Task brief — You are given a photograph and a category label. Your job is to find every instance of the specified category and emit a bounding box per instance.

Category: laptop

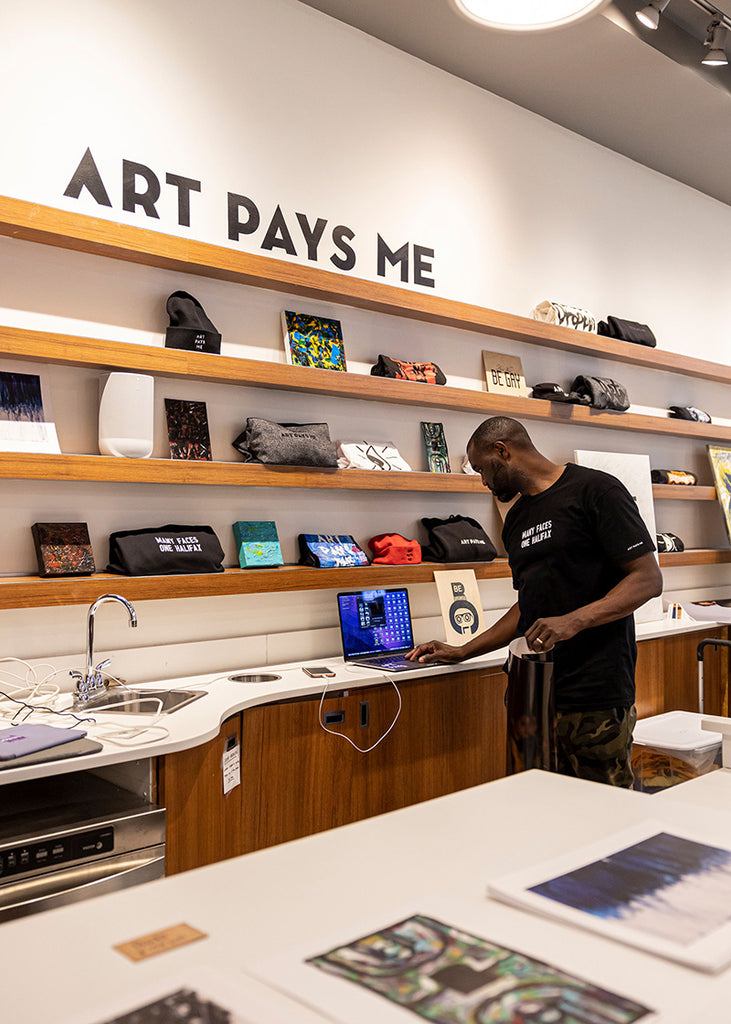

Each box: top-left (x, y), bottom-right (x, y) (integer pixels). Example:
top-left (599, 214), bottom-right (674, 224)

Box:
top-left (337, 588), bottom-right (417, 672)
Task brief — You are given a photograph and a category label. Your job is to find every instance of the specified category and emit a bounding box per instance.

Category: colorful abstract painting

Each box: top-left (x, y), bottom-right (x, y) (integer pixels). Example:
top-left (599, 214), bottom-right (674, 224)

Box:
top-left (233, 521), bottom-right (283, 568)
top-left (529, 831), bottom-right (731, 946)
top-left (421, 422), bottom-right (450, 473)
top-left (307, 913), bottom-right (651, 1023)
top-left (165, 399), bottom-right (212, 461)
top-left (281, 310), bottom-right (346, 371)
top-left (0, 371), bottom-right (44, 422)
top-left (707, 444), bottom-right (731, 545)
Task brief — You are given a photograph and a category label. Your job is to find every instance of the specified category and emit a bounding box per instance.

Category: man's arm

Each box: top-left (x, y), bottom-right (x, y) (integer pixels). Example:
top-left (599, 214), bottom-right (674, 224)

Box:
top-left (524, 552), bottom-right (662, 652)
top-left (407, 602), bottom-right (521, 664)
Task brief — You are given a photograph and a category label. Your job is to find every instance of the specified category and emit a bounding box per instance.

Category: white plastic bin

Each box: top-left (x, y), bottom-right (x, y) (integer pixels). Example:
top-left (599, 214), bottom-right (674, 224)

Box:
top-left (632, 711), bottom-right (722, 793)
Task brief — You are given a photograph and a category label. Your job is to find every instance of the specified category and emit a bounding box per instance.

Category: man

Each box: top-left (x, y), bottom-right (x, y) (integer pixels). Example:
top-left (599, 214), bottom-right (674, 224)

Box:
top-left (407, 416), bottom-right (662, 787)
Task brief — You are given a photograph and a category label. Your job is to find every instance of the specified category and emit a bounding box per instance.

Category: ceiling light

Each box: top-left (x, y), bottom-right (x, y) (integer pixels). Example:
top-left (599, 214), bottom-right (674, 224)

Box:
top-left (452, 0), bottom-right (610, 32)
top-left (702, 20), bottom-right (728, 65)
top-left (635, 0), bottom-right (670, 30)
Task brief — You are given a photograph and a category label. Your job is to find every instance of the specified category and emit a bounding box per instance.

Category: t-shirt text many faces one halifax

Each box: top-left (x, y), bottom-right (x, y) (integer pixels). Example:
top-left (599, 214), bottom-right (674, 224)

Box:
top-left (502, 463), bottom-right (656, 712)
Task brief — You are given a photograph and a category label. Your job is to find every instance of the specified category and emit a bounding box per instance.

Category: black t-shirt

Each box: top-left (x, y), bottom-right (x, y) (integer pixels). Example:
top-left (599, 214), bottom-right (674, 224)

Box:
top-left (502, 463), bottom-right (656, 712)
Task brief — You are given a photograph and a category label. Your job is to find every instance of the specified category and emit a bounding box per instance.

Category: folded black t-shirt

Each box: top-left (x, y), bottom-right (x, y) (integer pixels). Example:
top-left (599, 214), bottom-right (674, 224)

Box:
top-left (502, 463), bottom-right (656, 712)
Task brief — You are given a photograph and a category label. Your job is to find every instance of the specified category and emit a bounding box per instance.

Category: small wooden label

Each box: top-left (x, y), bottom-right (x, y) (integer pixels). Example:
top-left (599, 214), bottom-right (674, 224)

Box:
top-left (114, 922), bottom-right (207, 962)
top-left (482, 350), bottom-right (528, 397)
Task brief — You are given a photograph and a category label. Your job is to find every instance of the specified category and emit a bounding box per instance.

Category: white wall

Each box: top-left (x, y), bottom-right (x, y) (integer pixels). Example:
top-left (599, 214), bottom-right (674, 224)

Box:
top-left (0, 0), bottom-right (728, 670)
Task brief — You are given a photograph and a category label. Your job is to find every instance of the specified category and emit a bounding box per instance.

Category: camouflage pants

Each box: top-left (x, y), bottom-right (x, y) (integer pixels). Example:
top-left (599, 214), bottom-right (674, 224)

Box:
top-left (555, 705), bottom-right (637, 788)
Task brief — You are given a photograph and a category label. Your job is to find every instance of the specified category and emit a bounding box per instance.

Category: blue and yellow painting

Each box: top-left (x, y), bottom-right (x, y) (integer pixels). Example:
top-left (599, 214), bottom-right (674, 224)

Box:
top-left (283, 311), bottom-right (346, 371)
top-left (308, 913), bottom-right (651, 1023)
top-left (233, 521), bottom-right (283, 568)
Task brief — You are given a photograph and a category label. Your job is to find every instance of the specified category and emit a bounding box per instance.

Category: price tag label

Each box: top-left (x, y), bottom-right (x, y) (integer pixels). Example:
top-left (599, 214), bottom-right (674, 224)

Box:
top-left (222, 738), bottom-right (240, 795)
top-left (114, 923), bottom-right (207, 962)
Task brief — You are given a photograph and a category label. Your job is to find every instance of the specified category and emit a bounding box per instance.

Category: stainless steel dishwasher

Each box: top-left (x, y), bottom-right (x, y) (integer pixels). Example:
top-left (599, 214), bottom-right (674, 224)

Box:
top-left (0, 772), bottom-right (165, 922)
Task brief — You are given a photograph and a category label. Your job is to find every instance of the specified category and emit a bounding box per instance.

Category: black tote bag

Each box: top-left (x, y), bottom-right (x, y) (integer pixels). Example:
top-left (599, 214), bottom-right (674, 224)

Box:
top-left (108, 524), bottom-right (225, 576)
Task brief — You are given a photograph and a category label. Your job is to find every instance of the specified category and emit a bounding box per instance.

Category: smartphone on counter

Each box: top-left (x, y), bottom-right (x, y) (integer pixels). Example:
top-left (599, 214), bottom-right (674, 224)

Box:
top-left (303, 666), bottom-right (336, 678)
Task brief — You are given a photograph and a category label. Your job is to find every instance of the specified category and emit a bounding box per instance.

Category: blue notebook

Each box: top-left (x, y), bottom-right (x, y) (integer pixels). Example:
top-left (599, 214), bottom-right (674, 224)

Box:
top-left (0, 724), bottom-right (86, 760)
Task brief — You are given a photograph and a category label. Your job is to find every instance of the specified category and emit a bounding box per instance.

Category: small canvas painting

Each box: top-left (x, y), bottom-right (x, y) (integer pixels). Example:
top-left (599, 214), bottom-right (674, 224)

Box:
top-left (281, 310), bottom-right (346, 371)
top-left (31, 522), bottom-right (95, 577)
top-left (165, 399), bottom-right (212, 461)
top-left (233, 521), bottom-right (283, 569)
top-left (306, 913), bottom-right (652, 1023)
top-left (421, 422), bottom-right (450, 473)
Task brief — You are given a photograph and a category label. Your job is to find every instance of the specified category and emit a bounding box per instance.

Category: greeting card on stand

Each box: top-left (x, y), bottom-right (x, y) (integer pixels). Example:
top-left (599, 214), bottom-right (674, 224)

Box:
top-left (421, 422), bottom-right (450, 473)
top-left (0, 370), bottom-right (60, 453)
top-left (434, 569), bottom-right (485, 645)
top-left (165, 399), bottom-right (212, 461)
top-left (482, 350), bottom-right (528, 397)
top-left (281, 311), bottom-right (347, 371)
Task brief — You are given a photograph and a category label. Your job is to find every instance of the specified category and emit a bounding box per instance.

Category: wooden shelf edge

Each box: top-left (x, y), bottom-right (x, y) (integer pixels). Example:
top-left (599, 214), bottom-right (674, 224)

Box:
top-left (0, 561), bottom-right (512, 609)
top-left (0, 453), bottom-right (483, 492)
top-left (2, 325), bottom-right (730, 443)
top-left (1, 195), bottom-right (729, 385)
top-left (652, 484), bottom-right (717, 501)
top-left (659, 549), bottom-right (731, 566)
top-left (0, 549), bottom-right (727, 607)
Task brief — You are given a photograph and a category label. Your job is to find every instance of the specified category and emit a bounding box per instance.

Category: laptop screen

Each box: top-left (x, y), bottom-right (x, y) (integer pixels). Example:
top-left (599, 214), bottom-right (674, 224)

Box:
top-left (337, 588), bottom-right (414, 660)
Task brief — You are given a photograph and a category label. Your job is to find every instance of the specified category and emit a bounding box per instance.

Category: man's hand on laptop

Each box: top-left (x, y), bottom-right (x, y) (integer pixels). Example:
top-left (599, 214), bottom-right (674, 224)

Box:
top-left (406, 640), bottom-right (464, 664)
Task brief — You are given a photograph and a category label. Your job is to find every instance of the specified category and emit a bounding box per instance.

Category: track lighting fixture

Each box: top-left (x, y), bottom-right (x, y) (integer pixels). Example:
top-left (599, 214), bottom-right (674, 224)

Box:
top-left (452, 0), bottom-right (610, 32)
top-left (702, 19), bottom-right (728, 65)
top-left (635, 0), bottom-right (670, 30)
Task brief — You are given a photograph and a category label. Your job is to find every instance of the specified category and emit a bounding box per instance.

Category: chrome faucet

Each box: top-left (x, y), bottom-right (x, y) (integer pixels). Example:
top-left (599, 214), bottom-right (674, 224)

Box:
top-left (70, 594), bottom-right (138, 709)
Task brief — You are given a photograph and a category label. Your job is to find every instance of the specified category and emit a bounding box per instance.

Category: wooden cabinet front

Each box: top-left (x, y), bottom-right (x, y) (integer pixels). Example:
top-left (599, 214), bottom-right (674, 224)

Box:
top-left (161, 629), bottom-right (729, 874)
top-left (157, 713), bottom-right (243, 875)
top-left (239, 667), bottom-right (506, 854)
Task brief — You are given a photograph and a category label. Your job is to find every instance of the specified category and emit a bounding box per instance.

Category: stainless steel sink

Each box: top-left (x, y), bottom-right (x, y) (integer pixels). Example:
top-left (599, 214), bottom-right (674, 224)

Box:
top-left (86, 688), bottom-right (206, 714)
top-left (228, 673), bottom-right (282, 684)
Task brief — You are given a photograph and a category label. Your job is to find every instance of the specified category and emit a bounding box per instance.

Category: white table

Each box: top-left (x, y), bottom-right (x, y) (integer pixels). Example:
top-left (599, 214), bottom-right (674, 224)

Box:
top-left (2, 769), bottom-right (731, 1022)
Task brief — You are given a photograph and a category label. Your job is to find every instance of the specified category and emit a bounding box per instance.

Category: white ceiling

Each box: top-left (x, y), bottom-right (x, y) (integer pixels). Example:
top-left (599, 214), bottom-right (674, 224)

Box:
top-left (298, 0), bottom-right (731, 208)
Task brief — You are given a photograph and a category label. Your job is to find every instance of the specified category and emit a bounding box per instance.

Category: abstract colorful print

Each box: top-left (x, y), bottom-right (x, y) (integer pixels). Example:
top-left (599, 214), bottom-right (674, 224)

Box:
top-left (308, 913), bottom-right (651, 1023)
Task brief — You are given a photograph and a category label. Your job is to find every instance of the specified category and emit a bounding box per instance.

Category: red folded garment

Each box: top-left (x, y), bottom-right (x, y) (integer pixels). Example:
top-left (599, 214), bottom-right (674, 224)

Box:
top-left (369, 533), bottom-right (422, 565)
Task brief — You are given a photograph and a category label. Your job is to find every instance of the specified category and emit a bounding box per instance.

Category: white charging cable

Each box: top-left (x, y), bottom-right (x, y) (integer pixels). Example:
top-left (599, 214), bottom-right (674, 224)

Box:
top-left (317, 665), bottom-right (402, 753)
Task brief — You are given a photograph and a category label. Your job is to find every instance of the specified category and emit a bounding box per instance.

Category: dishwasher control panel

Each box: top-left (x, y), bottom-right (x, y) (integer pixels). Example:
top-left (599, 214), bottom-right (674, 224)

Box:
top-left (0, 827), bottom-right (114, 880)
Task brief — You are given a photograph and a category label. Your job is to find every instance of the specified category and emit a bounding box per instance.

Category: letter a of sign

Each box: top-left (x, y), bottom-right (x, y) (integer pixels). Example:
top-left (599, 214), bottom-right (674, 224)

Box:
top-left (63, 147), bottom-right (112, 207)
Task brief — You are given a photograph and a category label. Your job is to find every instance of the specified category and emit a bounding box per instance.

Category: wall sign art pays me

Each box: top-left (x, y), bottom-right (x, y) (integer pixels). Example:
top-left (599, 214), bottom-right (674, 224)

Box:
top-left (62, 148), bottom-right (437, 288)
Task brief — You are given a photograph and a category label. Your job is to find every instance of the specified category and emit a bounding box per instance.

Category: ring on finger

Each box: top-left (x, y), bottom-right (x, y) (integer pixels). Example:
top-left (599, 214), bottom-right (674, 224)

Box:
top-left (535, 637), bottom-right (544, 646)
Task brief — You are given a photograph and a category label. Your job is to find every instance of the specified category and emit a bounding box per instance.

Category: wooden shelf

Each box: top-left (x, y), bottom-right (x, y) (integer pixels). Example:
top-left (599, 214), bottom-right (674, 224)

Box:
top-left (0, 561), bottom-right (513, 609)
top-left (0, 452), bottom-right (721, 498)
top-left (2, 326), bottom-right (730, 443)
top-left (0, 453), bottom-right (484, 492)
top-left (658, 549), bottom-right (731, 567)
top-left (1, 194), bottom-right (730, 386)
top-left (1, 550), bottom-right (728, 608)
top-left (652, 484), bottom-right (717, 501)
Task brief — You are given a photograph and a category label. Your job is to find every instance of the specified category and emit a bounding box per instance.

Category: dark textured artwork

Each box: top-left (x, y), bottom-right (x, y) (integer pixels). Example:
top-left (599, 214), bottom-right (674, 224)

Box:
top-left (31, 522), bottom-right (95, 577)
top-left (0, 371), bottom-right (45, 422)
top-left (308, 913), bottom-right (652, 1023)
top-left (97, 987), bottom-right (238, 1023)
top-left (165, 399), bottom-right (212, 461)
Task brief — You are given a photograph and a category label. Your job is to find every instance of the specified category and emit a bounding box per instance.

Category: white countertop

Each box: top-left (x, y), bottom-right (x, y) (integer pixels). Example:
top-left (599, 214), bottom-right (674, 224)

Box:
top-left (0, 649), bottom-right (513, 785)
top-left (0, 613), bottom-right (723, 787)
top-left (3, 769), bottom-right (731, 1023)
